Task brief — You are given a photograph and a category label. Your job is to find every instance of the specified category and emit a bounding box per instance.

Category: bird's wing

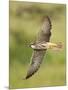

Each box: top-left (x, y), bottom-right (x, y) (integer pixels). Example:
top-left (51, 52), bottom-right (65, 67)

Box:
top-left (24, 16), bottom-right (52, 79)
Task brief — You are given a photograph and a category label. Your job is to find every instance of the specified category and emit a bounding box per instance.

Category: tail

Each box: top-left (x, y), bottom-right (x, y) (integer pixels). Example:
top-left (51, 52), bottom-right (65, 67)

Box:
top-left (52, 42), bottom-right (63, 51)
top-left (56, 42), bottom-right (62, 48)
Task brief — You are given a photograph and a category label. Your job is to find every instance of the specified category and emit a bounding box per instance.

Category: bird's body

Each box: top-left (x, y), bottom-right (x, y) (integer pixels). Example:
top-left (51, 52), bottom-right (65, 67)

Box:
top-left (24, 16), bottom-right (62, 80)
top-left (31, 42), bottom-right (62, 50)
top-left (23, 16), bottom-right (51, 79)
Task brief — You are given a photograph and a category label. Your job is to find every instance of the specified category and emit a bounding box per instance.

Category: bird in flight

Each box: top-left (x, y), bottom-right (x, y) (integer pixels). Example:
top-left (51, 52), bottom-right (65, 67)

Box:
top-left (24, 16), bottom-right (62, 79)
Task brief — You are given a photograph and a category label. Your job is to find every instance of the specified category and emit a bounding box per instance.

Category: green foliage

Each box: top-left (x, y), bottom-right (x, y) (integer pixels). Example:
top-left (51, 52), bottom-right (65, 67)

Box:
top-left (9, 1), bottom-right (66, 88)
top-left (9, 61), bottom-right (66, 88)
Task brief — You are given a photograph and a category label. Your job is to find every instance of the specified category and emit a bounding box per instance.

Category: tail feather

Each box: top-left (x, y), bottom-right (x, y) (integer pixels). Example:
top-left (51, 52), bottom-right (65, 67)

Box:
top-left (52, 42), bottom-right (63, 51)
top-left (56, 42), bottom-right (62, 48)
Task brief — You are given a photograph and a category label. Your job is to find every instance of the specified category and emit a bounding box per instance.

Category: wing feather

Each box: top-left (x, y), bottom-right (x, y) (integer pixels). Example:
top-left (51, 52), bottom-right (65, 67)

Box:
top-left (24, 16), bottom-right (52, 79)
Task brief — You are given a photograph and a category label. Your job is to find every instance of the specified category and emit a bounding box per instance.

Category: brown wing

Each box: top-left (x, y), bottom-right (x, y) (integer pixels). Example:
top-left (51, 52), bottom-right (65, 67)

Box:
top-left (24, 16), bottom-right (52, 79)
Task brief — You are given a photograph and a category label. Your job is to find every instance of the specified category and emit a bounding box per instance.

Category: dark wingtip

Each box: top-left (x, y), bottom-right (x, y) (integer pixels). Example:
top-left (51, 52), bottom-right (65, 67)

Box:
top-left (23, 66), bottom-right (39, 80)
top-left (22, 76), bottom-right (31, 80)
top-left (22, 73), bottom-right (33, 80)
top-left (23, 73), bottom-right (34, 80)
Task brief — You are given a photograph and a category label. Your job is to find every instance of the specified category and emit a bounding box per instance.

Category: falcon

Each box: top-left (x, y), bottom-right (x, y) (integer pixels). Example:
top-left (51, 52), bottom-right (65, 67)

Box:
top-left (24, 16), bottom-right (62, 79)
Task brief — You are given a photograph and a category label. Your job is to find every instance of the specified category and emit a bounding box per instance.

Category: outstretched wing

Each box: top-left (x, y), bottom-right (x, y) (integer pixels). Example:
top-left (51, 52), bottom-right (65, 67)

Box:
top-left (24, 16), bottom-right (52, 79)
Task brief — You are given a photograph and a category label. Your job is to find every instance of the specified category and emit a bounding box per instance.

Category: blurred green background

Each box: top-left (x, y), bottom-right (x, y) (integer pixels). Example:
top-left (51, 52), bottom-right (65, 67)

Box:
top-left (9, 1), bottom-right (66, 89)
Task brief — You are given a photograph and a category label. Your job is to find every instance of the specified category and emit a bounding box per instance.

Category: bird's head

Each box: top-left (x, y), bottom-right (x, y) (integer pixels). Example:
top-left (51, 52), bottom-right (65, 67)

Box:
top-left (28, 42), bottom-right (36, 49)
